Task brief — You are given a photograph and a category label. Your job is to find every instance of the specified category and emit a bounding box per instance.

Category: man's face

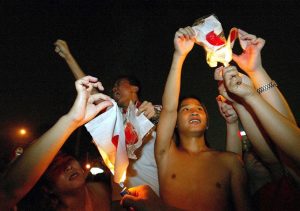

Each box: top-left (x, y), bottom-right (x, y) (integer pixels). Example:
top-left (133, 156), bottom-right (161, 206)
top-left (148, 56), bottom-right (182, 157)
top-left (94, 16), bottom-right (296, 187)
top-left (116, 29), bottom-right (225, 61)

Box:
top-left (112, 78), bottom-right (137, 108)
top-left (177, 98), bottom-right (207, 134)
top-left (45, 154), bottom-right (86, 194)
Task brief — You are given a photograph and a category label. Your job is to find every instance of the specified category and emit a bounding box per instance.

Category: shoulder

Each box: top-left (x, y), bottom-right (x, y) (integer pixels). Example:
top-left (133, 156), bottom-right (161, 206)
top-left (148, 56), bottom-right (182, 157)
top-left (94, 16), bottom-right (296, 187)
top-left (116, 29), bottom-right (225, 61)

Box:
top-left (213, 151), bottom-right (244, 168)
top-left (87, 182), bottom-right (111, 197)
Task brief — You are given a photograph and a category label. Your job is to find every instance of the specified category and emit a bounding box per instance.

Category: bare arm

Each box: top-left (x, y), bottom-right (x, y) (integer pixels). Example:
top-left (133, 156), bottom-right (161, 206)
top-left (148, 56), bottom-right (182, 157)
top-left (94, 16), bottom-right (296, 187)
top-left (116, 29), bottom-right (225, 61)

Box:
top-left (230, 154), bottom-right (252, 211)
top-left (216, 68), bottom-right (279, 166)
top-left (54, 39), bottom-right (86, 79)
top-left (233, 29), bottom-right (296, 124)
top-left (216, 95), bottom-right (242, 155)
top-left (0, 76), bottom-right (112, 209)
top-left (224, 67), bottom-right (300, 164)
top-left (155, 27), bottom-right (195, 164)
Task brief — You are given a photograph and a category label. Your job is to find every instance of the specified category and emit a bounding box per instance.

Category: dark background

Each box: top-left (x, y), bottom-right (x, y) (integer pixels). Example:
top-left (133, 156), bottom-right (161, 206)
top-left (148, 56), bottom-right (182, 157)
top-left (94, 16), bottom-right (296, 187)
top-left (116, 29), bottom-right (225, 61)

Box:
top-left (1, 0), bottom-right (299, 164)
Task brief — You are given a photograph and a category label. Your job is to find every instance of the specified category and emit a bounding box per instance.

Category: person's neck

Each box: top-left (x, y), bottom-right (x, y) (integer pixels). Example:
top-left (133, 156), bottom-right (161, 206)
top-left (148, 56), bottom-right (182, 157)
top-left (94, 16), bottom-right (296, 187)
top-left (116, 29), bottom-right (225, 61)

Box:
top-left (57, 185), bottom-right (89, 210)
top-left (179, 133), bottom-right (209, 154)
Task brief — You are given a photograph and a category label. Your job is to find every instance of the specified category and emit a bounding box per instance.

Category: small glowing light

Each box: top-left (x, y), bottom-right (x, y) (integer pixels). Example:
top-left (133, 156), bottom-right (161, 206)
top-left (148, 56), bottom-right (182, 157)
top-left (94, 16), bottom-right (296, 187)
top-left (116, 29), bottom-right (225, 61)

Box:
top-left (90, 167), bottom-right (104, 175)
top-left (19, 129), bottom-right (27, 135)
top-left (240, 131), bottom-right (246, 136)
top-left (85, 163), bottom-right (91, 169)
top-left (15, 147), bottom-right (23, 156)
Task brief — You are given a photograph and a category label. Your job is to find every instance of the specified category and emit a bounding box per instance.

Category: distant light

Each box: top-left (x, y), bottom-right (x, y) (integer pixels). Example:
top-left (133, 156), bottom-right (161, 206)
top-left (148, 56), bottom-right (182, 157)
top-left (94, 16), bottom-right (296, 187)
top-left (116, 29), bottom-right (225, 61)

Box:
top-left (19, 129), bottom-right (27, 135)
top-left (85, 163), bottom-right (91, 169)
top-left (90, 167), bottom-right (104, 175)
top-left (240, 131), bottom-right (246, 136)
top-left (15, 147), bottom-right (23, 156)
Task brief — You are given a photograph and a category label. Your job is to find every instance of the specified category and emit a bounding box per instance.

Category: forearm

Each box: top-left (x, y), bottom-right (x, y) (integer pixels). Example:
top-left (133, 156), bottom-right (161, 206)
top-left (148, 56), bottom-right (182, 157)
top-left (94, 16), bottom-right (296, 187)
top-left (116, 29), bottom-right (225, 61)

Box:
top-left (162, 52), bottom-right (186, 111)
top-left (226, 121), bottom-right (242, 155)
top-left (1, 114), bottom-right (79, 207)
top-left (247, 67), bottom-right (296, 124)
top-left (233, 102), bottom-right (279, 164)
top-left (245, 93), bottom-right (300, 163)
top-left (64, 55), bottom-right (99, 94)
top-left (156, 52), bottom-right (185, 161)
top-left (64, 54), bottom-right (87, 79)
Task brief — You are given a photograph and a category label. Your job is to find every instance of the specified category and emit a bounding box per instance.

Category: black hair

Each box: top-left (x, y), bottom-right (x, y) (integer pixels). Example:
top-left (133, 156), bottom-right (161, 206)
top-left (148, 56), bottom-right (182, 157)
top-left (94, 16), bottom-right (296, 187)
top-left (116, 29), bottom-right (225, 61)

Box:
top-left (113, 74), bottom-right (142, 98)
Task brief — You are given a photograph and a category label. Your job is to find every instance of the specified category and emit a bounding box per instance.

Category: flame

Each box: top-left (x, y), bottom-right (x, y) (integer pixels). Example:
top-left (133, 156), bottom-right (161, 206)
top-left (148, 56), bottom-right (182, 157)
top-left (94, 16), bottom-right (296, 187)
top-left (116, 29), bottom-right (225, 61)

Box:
top-left (98, 147), bottom-right (115, 174)
top-left (119, 171), bottom-right (127, 183)
top-left (192, 14), bottom-right (238, 68)
top-left (98, 147), bottom-right (127, 184)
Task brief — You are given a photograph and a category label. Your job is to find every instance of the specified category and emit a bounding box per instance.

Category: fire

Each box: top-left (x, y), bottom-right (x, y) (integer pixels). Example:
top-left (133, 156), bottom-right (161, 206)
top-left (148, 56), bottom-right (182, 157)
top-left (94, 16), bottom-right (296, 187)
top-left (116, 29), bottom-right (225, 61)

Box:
top-left (204, 27), bottom-right (238, 67)
top-left (98, 147), bottom-right (127, 184)
top-left (192, 14), bottom-right (238, 67)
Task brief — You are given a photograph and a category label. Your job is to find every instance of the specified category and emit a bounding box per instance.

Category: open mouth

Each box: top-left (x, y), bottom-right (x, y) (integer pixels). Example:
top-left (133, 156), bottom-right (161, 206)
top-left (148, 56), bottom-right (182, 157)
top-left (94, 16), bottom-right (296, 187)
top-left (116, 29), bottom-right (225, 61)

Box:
top-left (189, 119), bottom-right (201, 124)
top-left (69, 172), bottom-right (80, 181)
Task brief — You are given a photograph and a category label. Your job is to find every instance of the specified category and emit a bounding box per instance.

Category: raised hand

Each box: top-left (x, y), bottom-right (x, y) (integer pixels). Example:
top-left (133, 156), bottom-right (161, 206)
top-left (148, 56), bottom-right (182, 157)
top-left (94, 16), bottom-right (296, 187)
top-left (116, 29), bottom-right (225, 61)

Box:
top-left (54, 39), bottom-right (72, 59)
top-left (174, 26), bottom-right (196, 56)
top-left (232, 29), bottom-right (265, 73)
top-left (223, 66), bottom-right (256, 99)
top-left (215, 66), bottom-right (253, 103)
top-left (216, 95), bottom-right (238, 124)
top-left (68, 76), bottom-right (112, 126)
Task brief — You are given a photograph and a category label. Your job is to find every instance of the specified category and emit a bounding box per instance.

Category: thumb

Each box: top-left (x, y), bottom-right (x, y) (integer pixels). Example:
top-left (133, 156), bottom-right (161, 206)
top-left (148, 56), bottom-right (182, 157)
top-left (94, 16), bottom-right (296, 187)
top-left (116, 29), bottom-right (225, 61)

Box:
top-left (121, 195), bottom-right (142, 209)
top-left (95, 101), bottom-right (113, 113)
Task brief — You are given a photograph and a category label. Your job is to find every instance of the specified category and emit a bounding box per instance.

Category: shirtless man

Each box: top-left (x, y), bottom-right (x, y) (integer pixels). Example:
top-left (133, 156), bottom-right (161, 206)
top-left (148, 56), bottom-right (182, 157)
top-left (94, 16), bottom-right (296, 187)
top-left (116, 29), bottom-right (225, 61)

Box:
top-left (155, 26), bottom-right (251, 210)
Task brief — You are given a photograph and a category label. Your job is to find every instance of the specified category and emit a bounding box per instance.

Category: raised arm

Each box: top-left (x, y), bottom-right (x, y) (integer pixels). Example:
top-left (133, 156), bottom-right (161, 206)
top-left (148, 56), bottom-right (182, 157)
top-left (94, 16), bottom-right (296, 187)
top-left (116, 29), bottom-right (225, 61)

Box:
top-left (54, 39), bottom-right (86, 79)
top-left (155, 27), bottom-right (195, 163)
top-left (54, 40), bottom-right (99, 95)
top-left (216, 68), bottom-right (279, 166)
top-left (0, 76), bottom-right (112, 210)
top-left (223, 66), bottom-right (300, 164)
top-left (233, 29), bottom-right (296, 124)
top-left (216, 95), bottom-right (242, 155)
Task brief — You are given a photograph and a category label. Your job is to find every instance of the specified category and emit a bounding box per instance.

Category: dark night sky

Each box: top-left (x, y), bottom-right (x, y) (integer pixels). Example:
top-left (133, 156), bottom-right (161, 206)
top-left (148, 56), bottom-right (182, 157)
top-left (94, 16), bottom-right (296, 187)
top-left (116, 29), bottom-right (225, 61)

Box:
top-left (1, 0), bottom-right (300, 162)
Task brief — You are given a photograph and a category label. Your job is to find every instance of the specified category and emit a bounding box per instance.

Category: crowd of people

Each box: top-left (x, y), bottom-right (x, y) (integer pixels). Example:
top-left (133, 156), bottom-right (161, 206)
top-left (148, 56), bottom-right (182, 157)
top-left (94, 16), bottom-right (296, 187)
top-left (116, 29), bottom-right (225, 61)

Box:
top-left (0, 25), bottom-right (299, 211)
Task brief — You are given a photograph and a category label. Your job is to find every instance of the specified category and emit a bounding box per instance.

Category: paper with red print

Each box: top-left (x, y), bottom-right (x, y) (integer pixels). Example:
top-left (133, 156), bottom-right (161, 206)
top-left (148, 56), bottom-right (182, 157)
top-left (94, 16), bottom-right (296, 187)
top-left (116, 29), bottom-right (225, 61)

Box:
top-left (85, 100), bottom-right (129, 183)
top-left (192, 14), bottom-right (239, 67)
top-left (124, 101), bottom-right (154, 159)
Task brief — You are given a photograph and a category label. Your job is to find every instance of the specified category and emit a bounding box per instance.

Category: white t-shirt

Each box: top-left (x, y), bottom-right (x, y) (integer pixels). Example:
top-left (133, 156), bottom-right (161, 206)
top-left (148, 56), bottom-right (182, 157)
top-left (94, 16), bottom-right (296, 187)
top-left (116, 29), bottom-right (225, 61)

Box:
top-left (111, 130), bottom-right (159, 200)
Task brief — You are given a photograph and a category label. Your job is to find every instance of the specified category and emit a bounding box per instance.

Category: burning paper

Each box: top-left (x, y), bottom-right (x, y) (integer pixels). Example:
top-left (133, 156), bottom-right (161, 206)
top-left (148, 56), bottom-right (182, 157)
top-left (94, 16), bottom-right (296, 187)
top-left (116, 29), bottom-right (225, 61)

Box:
top-left (85, 100), bottom-right (128, 183)
top-left (192, 14), bottom-right (238, 67)
top-left (85, 100), bottom-right (154, 183)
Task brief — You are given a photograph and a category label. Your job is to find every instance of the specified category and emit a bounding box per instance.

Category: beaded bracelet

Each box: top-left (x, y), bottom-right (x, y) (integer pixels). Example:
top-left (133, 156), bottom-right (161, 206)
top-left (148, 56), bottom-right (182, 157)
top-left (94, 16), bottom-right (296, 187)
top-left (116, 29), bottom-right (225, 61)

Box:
top-left (256, 80), bottom-right (278, 94)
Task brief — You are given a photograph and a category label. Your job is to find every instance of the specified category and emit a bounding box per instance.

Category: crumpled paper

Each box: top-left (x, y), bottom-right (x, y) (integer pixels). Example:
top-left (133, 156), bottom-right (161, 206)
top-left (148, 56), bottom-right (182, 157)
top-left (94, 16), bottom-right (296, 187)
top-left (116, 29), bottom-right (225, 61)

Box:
top-left (192, 14), bottom-right (239, 67)
top-left (124, 101), bottom-right (154, 159)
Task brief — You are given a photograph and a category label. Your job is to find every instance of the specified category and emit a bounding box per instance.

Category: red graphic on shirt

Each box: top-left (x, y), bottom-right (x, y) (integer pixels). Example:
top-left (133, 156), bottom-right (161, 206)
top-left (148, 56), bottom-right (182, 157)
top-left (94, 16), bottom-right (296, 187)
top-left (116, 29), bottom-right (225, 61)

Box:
top-left (112, 135), bottom-right (119, 148)
top-left (124, 122), bottom-right (139, 145)
top-left (206, 31), bottom-right (226, 46)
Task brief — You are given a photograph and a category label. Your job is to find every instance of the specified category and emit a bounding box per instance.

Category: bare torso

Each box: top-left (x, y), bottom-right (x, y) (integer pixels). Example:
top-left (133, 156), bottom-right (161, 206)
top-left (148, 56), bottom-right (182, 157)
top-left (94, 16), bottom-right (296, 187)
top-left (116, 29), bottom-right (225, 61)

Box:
top-left (58, 182), bottom-right (111, 211)
top-left (159, 148), bottom-right (236, 211)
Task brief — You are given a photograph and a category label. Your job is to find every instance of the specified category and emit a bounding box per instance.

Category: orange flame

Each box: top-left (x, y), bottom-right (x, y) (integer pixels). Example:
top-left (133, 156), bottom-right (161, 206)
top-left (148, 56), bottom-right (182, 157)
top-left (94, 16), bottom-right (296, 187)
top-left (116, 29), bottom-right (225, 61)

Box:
top-left (98, 147), bottom-right (127, 184)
